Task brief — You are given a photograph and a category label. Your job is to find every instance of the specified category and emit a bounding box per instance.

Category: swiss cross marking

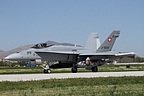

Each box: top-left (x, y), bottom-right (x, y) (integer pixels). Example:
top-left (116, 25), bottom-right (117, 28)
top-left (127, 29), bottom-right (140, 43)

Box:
top-left (108, 37), bottom-right (112, 42)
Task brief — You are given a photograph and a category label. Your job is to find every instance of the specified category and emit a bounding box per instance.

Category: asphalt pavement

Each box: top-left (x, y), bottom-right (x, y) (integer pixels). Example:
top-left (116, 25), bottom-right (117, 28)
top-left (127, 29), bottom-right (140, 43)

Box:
top-left (0, 71), bottom-right (144, 82)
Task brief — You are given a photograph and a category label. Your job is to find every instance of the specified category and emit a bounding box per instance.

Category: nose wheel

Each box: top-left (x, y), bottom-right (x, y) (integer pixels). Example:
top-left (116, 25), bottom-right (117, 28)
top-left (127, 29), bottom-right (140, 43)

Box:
top-left (44, 69), bottom-right (51, 74)
top-left (41, 64), bottom-right (51, 74)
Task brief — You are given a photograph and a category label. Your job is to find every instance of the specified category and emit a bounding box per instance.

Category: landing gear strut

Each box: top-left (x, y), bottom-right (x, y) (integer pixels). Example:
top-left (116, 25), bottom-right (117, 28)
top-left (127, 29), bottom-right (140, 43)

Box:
top-left (41, 64), bottom-right (51, 74)
top-left (44, 69), bottom-right (51, 73)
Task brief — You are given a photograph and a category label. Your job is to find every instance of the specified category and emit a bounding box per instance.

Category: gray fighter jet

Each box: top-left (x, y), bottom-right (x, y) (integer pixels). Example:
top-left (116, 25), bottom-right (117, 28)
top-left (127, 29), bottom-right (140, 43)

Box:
top-left (35, 30), bottom-right (135, 73)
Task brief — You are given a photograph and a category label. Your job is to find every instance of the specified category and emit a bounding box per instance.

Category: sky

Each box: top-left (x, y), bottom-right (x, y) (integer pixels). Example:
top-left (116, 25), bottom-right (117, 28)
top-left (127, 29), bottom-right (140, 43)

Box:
top-left (0, 0), bottom-right (144, 56)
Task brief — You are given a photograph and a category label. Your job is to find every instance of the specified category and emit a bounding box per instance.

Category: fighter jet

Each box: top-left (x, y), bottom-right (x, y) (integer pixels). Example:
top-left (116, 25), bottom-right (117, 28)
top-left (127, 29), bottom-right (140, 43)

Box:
top-left (35, 30), bottom-right (135, 73)
top-left (5, 32), bottom-right (101, 66)
top-left (5, 31), bottom-right (135, 73)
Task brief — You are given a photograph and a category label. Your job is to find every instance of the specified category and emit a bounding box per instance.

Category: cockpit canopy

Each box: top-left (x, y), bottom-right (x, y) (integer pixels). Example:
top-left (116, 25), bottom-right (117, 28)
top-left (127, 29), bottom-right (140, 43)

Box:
top-left (31, 41), bottom-right (82, 49)
top-left (31, 43), bottom-right (53, 49)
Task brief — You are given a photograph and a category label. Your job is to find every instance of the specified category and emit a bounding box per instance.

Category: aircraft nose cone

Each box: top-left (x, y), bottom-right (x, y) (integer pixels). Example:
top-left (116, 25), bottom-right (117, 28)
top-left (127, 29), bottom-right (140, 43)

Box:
top-left (5, 56), bottom-right (10, 60)
top-left (4, 53), bottom-right (20, 60)
top-left (5, 55), bottom-right (14, 60)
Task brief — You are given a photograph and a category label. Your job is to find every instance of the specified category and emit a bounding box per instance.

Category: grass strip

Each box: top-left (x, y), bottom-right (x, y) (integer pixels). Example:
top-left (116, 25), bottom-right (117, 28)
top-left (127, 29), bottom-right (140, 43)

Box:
top-left (0, 76), bottom-right (144, 96)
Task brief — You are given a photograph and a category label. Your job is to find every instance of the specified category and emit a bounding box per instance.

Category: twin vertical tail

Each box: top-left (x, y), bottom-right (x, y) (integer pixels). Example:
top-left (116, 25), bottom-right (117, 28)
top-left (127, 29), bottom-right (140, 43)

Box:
top-left (96, 30), bottom-right (120, 52)
top-left (85, 33), bottom-right (100, 51)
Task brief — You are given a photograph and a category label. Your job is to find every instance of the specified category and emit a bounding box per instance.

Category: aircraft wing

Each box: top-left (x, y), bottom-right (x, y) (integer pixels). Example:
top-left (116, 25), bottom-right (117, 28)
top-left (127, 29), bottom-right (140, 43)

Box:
top-left (36, 51), bottom-right (79, 62)
top-left (114, 52), bottom-right (135, 56)
top-left (79, 52), bottom-right (135, 60)
top-left (80, 52), bottom-right (135, 56)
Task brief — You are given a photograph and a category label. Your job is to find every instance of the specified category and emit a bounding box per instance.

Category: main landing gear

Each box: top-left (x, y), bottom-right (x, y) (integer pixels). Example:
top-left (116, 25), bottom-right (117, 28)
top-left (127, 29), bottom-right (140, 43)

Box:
top-left (71, 57), bottom-right (100, 73)
top-left (91, 66), bottom-right (98, 72)
top-left (71, 65), bottom-right (98, 73)
top-left (71, 66), bottom-right (77, 73)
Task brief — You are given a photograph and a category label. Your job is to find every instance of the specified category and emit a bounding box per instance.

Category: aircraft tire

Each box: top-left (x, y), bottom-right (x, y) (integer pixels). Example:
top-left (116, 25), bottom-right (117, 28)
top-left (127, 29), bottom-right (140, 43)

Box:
top-left (71, 67), bottom-right (77, 73)
top-left (92, 66), bottom-right (98, 72)
top-left (44, 69), bottom-right (51, 74)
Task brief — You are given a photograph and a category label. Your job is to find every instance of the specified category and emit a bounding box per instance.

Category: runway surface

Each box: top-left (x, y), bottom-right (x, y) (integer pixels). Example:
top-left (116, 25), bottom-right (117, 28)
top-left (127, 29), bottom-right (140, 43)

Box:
top-left (0, 71), bottom-right (144, 82)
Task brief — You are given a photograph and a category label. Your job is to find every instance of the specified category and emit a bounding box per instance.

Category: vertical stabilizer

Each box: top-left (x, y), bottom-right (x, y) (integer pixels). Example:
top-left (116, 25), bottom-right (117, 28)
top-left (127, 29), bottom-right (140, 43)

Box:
top-left (85, 33), bottom-right (100, 51)
top-left (96, 30), bottom-right (120, 52)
